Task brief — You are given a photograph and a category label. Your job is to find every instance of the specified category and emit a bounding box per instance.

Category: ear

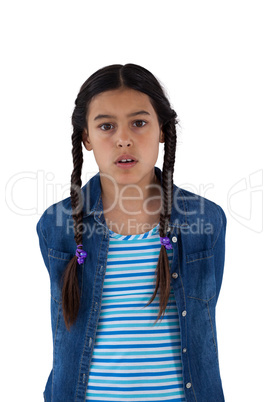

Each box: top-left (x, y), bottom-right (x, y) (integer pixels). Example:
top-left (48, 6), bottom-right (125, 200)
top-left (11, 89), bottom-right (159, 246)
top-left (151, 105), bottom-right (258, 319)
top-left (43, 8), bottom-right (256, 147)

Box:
top-left (159, 129), bottom-right (165, 143)
top-left (82, 129), bottom-right (93, 151)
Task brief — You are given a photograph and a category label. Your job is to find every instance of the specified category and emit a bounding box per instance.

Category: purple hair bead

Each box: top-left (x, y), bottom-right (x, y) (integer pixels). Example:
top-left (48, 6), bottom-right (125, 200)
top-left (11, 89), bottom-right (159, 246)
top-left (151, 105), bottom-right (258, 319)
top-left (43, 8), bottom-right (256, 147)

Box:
top-left (160, 236), bottom-right (173, 250)
top-left (76, 244), bottom-right (87, 265)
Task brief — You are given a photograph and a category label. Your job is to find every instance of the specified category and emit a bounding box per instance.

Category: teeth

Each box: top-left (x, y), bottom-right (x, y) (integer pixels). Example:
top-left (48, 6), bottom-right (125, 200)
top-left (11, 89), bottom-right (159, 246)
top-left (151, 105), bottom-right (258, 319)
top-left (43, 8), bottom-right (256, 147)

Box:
top-left (120, 159), bottom-right (133, 162)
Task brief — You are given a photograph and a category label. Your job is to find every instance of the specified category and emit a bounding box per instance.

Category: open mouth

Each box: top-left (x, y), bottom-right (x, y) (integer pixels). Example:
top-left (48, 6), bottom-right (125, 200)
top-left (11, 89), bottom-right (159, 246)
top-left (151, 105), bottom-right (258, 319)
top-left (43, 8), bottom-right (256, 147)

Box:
top-left (118, 159), bottom-right (135, 164)
top-left (116, 159), bottom-right (137, 168)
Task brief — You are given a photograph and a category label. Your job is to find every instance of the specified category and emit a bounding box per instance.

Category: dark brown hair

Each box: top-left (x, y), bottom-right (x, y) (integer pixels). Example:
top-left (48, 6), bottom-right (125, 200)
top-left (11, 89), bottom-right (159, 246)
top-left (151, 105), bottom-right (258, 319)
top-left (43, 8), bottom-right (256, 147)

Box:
top-left (62, 64), bottom-right (179, 330)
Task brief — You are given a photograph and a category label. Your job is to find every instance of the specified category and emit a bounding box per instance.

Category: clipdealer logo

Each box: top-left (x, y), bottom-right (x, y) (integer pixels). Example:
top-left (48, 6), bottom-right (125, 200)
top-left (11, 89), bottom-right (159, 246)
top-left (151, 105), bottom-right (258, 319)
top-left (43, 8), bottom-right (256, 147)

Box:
top-left (5, 169), bottom-right (264, 233)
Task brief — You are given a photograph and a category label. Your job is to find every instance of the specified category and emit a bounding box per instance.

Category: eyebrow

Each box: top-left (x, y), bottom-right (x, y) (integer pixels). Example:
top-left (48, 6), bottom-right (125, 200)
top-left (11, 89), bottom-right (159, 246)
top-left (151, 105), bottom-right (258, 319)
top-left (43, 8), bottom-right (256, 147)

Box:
top-left (93, 110), bottom-right (151, 121)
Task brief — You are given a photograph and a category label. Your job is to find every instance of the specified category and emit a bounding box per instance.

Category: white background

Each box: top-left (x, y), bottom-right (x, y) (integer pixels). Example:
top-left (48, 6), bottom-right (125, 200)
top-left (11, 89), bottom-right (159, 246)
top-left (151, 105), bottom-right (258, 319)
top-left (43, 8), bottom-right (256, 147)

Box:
top-left (1, 1), bottom-right (267, 401)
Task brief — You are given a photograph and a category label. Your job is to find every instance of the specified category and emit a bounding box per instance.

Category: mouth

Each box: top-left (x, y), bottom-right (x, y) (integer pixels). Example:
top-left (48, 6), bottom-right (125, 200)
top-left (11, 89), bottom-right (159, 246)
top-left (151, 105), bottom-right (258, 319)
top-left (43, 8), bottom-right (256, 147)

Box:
top-left (115, 159), bottom-right (138, 169)
top-left (115, 155), bottom-right (138, 169)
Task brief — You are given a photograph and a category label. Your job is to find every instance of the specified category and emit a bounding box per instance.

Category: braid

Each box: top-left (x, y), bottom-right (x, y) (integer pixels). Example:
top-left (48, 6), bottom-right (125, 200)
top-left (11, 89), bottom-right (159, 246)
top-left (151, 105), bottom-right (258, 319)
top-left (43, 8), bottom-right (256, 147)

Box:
top-left (61, 127), bottom-right (84, 330)
top-left (70, 127), bottom-right (84, 243)
top-left (144, 114), bottom-right (177, 325)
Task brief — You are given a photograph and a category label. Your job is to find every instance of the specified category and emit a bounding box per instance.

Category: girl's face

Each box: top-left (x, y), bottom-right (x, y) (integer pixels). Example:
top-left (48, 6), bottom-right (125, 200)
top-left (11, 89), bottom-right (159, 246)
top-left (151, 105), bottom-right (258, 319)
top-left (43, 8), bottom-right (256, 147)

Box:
top-left (82, 88), bottom-right (164, 187)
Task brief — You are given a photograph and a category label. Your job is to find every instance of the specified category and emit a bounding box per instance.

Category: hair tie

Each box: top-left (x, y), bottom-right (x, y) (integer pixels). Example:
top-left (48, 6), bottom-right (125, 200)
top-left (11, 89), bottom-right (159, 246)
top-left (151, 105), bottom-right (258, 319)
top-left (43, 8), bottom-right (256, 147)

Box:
top-left (75, 244), bottom-right (87, 265)
top-left (160, 236), bottom-right (173, 250)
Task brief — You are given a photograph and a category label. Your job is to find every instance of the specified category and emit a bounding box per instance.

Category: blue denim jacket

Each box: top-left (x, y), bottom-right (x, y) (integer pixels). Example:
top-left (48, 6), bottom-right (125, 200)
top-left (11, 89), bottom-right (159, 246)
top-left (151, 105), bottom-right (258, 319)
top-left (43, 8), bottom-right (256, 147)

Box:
top-left (36, 166), bottom-right (227, 402)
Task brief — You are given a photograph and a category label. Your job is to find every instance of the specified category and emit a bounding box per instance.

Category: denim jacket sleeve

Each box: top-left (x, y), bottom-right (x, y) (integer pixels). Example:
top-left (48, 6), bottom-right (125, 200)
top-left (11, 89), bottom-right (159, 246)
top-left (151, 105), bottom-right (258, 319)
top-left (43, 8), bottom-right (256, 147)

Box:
top-left (213, 204), bottom-right (227, 303)
top-left (36, 213), bottom-right (50, 274)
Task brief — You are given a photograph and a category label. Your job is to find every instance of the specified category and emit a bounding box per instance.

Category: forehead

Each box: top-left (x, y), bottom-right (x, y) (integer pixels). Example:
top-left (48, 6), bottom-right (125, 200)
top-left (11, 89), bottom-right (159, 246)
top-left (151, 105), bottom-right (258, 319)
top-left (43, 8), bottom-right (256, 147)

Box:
top-left (87, 88), bottom-right (155, 118)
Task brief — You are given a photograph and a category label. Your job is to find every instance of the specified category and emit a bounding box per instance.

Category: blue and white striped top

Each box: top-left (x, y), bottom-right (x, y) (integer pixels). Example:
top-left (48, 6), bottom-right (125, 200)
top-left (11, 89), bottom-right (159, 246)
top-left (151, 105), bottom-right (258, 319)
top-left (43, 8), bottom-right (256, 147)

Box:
top-left (86, 223), bottom-right (186, 401)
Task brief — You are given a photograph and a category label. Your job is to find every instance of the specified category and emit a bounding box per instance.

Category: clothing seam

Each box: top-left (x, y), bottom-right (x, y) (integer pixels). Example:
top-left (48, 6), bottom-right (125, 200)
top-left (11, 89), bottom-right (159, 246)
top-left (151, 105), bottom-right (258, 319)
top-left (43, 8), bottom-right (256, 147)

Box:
top-left (39, 217), bottom-right (47, 239)
top-left (212, 204), bottom-right (223, 249)
top-left (48, 254), bottom-right (72, 261)
top-left (178, 229), bottom-right (197, 402)
top-left (177, 188), bottom-right (188, 225)
top-left (186, 254), bottom-right (213, 263)
top-left (187, 294), bottom-right (216, 302)
top-left (39, 217), bottom-right (50, 275)
top-left (75, 228), bottom-right (104, 402)
top-left (75, 279), bottom-right (97, 401)
top-left (51, 302), bottom-right (61, 401)
top-left (82, 230), bottom-right (110, 401)
top-left (75, 192), bottom-right (103, 402)
top-left (80, 261), bottom-right (84, 300)
top-left (51, 294), bottom-right (61, 304)
top-left (207, 300), bottom-right (219, 360)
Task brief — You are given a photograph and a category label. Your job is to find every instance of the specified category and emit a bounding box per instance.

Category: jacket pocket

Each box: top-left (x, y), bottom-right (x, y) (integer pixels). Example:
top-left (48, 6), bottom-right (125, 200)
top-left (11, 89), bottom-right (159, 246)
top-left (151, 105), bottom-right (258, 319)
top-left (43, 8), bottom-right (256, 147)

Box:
top-left (48, 248), bottom-right (74, 303)
top-left (186, 248), bottom-right (216, 301)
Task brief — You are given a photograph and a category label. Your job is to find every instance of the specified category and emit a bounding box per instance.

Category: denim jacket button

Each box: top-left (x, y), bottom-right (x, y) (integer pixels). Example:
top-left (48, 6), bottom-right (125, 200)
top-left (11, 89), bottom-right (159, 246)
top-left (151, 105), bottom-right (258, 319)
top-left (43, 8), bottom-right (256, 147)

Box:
top-left (182, 348), bottom-right (187, 353)
top-left (172, 236), bottom-right (177, 243)
top-left (172, 272), bottom-right (178, 279)
top-left (182, 310), bottom-right (187, 317)
top-left (186, 382), bottom-right (192, 389)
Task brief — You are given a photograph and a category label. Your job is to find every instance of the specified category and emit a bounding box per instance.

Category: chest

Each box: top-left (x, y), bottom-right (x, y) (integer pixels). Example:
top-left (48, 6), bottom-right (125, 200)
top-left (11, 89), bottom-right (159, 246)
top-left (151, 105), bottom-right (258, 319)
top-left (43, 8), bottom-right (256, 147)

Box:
top-left (103, 209), bottom-right (160, 236)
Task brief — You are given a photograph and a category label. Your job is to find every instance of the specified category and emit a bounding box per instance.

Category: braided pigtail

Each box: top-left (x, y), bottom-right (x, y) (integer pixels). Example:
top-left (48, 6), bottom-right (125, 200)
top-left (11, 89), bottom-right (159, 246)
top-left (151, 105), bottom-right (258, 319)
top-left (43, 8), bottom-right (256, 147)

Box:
top-left (61, 127), bottom-right (84, 330)
top-left (145, 114), bottom-right (178, 324)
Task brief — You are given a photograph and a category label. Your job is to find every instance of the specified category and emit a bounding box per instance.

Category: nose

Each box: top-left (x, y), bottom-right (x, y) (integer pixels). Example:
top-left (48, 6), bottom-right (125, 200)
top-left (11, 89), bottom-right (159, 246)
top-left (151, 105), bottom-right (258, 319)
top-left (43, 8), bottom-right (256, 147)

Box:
top-left (116, 127), bottom-right (133, 148)
top-left (118, 139), bottom-right (132, 148)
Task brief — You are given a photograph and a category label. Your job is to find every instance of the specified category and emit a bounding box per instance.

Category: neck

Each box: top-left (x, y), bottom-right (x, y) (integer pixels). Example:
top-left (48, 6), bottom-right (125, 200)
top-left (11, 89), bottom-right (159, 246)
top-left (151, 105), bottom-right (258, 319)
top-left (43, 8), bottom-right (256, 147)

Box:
top-left (100, 169), bottom-right (162, 217)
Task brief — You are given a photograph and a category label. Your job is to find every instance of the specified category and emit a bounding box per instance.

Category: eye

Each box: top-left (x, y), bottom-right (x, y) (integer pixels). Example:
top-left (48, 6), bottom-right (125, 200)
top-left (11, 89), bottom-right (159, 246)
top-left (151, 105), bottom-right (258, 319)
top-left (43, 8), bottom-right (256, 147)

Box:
top-left (99, 123), bottom-right (114, 131)
top-left (133, 120), bottom-right (147, 128)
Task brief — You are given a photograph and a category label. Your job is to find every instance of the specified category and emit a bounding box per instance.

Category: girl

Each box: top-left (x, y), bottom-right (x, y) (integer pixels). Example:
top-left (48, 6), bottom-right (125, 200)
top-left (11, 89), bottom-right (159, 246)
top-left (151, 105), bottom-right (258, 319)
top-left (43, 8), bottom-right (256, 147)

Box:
top-left (36, 63), bottom-right (227, 402)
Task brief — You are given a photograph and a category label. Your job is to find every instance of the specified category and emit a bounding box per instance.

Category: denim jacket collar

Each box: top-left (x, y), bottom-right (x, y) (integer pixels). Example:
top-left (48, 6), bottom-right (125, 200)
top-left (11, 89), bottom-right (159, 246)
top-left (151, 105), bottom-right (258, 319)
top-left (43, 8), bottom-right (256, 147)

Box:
top-left (81, 166), bottom-right (188, 228)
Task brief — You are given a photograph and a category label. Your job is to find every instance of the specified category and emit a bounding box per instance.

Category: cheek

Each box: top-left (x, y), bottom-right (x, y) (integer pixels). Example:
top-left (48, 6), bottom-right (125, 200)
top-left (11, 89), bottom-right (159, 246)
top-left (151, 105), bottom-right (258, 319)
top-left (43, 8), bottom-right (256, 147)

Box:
top-left (96, 143), bottom-right (111, 158)
top-left (142, 131), bottom-right (160, 149)
top-left (93, 136), bottom-right (111, 149)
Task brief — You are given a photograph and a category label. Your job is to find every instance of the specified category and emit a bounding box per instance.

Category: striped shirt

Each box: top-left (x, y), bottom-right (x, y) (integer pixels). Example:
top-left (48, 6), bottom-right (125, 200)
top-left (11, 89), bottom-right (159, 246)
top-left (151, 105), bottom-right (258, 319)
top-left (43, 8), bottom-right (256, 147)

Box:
top-left (86, 223), bottom-right (186, 401)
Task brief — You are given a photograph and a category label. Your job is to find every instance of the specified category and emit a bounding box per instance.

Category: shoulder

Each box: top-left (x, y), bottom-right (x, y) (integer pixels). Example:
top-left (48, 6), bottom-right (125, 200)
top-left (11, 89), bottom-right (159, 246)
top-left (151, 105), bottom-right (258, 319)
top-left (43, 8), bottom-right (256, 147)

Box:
top-left (36, 194), bottom-right (74, 250)
top-left (179, 186), bottom-right (226, 223)
top-left (37, 194), bottom-right (72, 228)
top-left (173, 184), bottom-right (227, 249)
